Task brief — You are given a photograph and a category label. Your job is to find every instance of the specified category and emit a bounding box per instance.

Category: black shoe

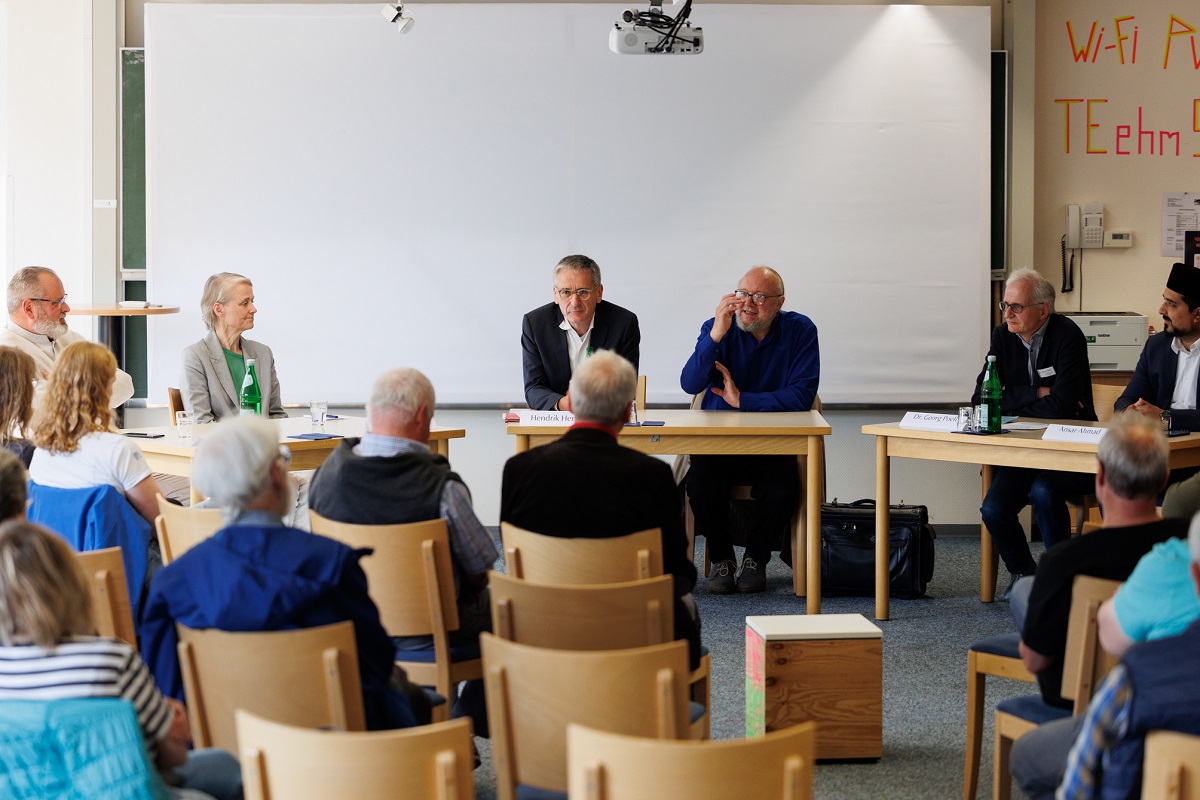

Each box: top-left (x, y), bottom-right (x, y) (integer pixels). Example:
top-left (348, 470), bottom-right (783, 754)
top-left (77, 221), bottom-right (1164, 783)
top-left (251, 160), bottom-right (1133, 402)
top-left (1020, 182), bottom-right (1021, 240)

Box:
top-left (736, 557), bottom-right (766, 593)
top-left (707, 559), bottom-right (737, 594)
top-left (1003, 572), bottom-right (1031, 602)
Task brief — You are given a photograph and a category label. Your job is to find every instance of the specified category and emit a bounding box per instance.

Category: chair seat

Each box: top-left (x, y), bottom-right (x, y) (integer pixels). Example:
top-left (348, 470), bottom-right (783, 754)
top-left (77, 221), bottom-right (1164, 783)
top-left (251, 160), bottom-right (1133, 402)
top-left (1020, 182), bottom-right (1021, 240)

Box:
top-left (516, 786), bottom-right (567, 800)
top-left (969, 632), bottom-right (1021, 658)
top-left (393, 641), bottom-right (482, 663)
top-left (996, 694), bottom-right (1073, 726)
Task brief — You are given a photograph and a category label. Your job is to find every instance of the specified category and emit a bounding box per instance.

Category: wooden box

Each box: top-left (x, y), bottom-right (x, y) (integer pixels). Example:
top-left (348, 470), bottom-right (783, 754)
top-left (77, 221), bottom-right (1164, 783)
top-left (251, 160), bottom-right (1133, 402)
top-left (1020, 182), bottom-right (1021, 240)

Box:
top-left (746, 614), bottom-right (883, 760)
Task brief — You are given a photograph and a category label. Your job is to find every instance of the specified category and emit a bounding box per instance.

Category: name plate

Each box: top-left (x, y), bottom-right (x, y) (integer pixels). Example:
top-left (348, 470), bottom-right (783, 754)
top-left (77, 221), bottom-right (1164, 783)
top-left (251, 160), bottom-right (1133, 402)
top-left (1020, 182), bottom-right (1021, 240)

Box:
top-left (898, 412), bottom-right (960, 432)
top-left (1042, 424), bottom-right (1106, 444)
top-left (509, 409), bottom-right (576, 426)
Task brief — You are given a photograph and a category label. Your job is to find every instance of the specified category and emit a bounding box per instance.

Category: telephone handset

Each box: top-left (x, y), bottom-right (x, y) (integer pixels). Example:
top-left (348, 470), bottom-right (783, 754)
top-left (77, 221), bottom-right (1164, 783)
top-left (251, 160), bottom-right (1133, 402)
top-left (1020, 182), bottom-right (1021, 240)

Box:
top-left (1067, 203), bottom-right (1104, 249)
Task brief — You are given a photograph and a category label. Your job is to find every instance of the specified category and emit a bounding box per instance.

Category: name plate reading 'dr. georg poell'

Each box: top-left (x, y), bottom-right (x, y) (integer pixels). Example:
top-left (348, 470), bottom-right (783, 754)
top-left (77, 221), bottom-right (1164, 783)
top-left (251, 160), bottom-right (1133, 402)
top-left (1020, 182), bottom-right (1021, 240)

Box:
top-left (898, 412), bottom-right (959, 432)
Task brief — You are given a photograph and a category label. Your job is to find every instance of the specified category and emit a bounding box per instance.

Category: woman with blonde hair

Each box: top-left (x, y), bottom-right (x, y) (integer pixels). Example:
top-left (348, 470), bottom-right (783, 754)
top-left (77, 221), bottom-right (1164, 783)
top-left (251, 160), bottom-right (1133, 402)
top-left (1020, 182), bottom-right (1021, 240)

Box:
top-left (27, 341), bottom-right (162, 525)
top-left (0, 346), bottom-right (36, 466)
top-left (0, 520), bottom-right (241, 799)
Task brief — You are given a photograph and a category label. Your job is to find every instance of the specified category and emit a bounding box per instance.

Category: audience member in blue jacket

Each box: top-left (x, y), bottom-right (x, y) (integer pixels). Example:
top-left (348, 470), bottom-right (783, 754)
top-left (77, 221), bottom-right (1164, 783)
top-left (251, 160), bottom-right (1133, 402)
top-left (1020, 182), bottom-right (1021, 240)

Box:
top-left (141, 415), bottom-right (425, 731)
top-left (680, 265), bottom-right (820, 594)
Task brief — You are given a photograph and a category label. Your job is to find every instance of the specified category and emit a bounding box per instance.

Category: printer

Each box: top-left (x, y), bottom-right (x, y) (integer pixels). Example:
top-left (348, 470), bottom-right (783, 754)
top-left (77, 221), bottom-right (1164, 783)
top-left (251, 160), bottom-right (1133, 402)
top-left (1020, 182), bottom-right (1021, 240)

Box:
top-left (1063, 312), bottom-right (1147, 371)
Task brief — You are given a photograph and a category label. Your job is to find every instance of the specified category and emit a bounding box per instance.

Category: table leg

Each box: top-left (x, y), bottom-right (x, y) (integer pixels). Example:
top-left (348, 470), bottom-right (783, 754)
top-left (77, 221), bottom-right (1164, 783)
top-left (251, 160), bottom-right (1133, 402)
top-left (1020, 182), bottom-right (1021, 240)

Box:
top-left (431, 439), bottom-right (450, 459)
top-left (875, 436), bottom-right (890, 621)
top-left (804, 439), bottom-right (821, 613)
top-left (980, 464), bottom-right (997, 603)
top-left (514, 434), bottom-right (530, 454)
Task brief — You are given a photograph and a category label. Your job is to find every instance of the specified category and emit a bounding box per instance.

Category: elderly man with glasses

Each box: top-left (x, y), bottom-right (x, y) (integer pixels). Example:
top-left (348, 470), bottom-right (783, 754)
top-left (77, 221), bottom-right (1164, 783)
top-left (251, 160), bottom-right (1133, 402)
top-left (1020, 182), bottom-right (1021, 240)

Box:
top-left (973, 267), bottom-right (1096, 599)
top-left (680, 265), bottom-right (820, 594)
top-left (1, 265), bottom-right (133, 407)
top-left (521, 254), bottom-right (640, 411)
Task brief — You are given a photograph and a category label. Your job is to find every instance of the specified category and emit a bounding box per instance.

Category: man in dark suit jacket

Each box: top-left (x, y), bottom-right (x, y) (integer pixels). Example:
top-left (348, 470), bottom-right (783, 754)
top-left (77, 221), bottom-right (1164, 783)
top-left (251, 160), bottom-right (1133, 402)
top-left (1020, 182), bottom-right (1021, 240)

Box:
top-left (501, 350), bottom-right (700, 667)
top-left (521, 254), bottom-right (640, 410)
top-left (971, 268), bottom-right (1096, 594)
top-left (1120, 262), bottom-right (1200, 517)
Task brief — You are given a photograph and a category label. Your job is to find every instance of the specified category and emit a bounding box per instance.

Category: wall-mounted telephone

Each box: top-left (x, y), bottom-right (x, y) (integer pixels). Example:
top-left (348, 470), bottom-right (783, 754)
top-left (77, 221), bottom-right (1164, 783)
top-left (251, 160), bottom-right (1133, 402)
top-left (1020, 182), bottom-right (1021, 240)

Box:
top-left (1067, 203), bottom-right (1104, 249)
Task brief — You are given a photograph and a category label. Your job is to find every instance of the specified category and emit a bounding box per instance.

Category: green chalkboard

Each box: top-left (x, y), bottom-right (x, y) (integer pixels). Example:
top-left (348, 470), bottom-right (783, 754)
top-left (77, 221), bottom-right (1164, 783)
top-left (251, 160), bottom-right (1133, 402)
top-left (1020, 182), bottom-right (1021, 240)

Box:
top-left (121, 49), bottom-right (147, 397)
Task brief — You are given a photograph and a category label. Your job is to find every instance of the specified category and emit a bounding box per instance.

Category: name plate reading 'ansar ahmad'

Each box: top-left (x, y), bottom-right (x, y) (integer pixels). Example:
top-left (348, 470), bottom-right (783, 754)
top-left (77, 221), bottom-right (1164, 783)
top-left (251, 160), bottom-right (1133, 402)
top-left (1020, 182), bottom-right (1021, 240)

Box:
top-left (898, 412), bottom-right (960, 432)
top-left (1042, 424), bottom-right (1106, 444)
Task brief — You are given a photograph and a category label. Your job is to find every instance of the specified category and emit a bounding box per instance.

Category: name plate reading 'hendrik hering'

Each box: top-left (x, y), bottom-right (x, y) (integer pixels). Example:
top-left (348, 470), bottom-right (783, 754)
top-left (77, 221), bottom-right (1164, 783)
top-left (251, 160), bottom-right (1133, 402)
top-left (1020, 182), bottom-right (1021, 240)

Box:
top-left (1042, 424), bottom-right (1106, 444)
top-left (898, 412), bottom-right (960, 432)
top-left (509, 409), bottom-right (576, 426)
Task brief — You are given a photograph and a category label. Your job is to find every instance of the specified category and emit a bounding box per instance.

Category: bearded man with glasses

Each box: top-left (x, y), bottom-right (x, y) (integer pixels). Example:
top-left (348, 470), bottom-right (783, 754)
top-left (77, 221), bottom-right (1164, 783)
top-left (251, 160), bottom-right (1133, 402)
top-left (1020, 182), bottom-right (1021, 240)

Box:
top-left (972, 267), bottom-right (1096, 601)
top-left (521, 254), bottom-right (641, 411)
top-left (2, 265), bottom-right (134, 407)
top-left (680, 265), bottom-right (820, 594)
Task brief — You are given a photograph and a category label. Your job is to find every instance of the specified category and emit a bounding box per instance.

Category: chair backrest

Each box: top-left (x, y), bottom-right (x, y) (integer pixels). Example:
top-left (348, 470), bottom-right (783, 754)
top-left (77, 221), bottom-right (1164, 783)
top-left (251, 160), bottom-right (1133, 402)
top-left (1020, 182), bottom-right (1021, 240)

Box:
top-left (154, 494), bottom-right (223, 565)
top-left (482, 634), bottom-right (689, 800)
top-left (1141, 730), bottom-right (1200, 800)
top-left (489, 571), bottom-right (674, 651)
top-left (0, 698), bottom-right (168, 800)
top-left (567, 721), bottom-right (816, 800)
top-left (499, 523), bottom-right (662, 584)
top-left (167, 387), bottom-right (184, 425)
top-left (1092, 383), bottom-right (1125, 425)
top-left (237, 710), bottom-right (474, 800)
top-left (176, 620), bottom-right (366, 753)
top-left (309, 512), bottom-right (459, 636)
top-left (1060, 574), bottom-right (1123, 713)
top-left (75, 547), bottom-right (137, 647)
top-left (635, 375), bottom-right (647, 418)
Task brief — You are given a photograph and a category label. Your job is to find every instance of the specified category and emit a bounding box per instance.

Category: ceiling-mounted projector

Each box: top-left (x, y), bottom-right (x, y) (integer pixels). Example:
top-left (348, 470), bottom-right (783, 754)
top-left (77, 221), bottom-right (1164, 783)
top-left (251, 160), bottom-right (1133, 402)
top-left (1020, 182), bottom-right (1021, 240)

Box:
top-left (610, 0), bottom-right (702, 54)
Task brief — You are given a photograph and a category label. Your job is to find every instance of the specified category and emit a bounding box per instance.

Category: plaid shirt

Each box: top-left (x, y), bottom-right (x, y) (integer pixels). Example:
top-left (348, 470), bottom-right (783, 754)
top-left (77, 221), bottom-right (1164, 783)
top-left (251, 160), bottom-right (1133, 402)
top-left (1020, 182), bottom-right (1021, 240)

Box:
top-left (353, 433), bottom-right (498, 582)
top-left (1057, 665), bottom-right (1133, 800)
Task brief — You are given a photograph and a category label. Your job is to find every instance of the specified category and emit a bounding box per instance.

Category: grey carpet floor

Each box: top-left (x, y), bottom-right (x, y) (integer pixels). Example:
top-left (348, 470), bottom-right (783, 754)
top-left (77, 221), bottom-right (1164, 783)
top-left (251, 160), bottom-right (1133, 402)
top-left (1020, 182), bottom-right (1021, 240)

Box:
top-left (470, 533), bottom-right (1042, 800)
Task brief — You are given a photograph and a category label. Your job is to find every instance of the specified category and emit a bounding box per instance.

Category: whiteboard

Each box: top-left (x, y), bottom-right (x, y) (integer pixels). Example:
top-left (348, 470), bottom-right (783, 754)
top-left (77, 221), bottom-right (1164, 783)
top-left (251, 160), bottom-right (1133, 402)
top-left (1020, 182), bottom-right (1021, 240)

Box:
top-left (145, 3), bottom-right (990, 406)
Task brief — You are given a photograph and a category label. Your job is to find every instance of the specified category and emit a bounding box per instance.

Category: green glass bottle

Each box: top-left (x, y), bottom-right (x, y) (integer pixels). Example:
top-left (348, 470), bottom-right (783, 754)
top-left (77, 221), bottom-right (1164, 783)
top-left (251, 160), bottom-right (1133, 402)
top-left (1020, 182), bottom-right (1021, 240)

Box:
top-left (239, 357), bottom-right (263, 416)
top-left (981, 354), bottom-right (1002, 433)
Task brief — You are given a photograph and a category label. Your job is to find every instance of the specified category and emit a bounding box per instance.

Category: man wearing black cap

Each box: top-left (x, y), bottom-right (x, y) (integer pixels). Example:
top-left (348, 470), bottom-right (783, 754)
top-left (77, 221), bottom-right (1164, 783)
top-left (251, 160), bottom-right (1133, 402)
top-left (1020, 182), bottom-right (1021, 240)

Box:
top-left (1115, 262), bottom-right (1200, 431)
top-left (1124, 262), bottom-right (1200, 517)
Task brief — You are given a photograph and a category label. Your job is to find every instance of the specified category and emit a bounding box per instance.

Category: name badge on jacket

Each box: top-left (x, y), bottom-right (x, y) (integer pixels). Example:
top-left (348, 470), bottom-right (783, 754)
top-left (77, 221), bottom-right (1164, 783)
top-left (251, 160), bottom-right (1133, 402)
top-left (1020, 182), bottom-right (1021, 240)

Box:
top-left (1037, 366), bottom-right (1056, 379)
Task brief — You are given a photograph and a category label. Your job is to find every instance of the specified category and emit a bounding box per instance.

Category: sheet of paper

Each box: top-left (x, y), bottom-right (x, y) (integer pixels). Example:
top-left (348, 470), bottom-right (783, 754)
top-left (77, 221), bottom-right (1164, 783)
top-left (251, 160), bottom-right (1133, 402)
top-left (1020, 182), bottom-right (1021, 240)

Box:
top-left (1005, 421), bottom-right (1049, 431)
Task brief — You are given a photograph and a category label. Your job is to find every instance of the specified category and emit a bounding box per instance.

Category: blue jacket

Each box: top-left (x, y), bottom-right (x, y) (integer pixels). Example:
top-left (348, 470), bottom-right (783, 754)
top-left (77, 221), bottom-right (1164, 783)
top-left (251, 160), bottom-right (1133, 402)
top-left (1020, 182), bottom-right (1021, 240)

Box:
top-left (680, 310), bottom-right (819, 411)
top-left (0, 698), bottom-right (167, 800)
top-left (1116, 331), bottom-right (1200, 429)
top-left (141, 518), bottom-right (417, 730)
top-left (27, 482), bottom-right (151, 624)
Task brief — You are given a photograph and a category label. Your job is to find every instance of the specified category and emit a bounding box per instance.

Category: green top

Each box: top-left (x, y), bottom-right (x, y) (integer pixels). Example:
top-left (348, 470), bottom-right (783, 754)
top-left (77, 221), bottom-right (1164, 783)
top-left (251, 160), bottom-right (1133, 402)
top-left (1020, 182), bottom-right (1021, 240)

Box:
top-left (223, 348), bottom-right (246, 396)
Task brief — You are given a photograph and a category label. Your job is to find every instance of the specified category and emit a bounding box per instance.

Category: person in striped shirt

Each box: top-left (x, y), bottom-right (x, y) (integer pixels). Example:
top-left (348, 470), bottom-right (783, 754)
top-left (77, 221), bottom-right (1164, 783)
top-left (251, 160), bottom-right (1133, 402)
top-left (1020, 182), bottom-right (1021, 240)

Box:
top-left (0, 521), bottom-right (241, 800)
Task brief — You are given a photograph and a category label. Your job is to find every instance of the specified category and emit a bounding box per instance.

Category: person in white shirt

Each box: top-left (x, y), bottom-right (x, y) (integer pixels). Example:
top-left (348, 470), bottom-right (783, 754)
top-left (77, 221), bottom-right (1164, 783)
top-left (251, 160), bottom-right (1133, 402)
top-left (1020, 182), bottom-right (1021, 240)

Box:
top-left (1, 266), bottom-right (134, 408)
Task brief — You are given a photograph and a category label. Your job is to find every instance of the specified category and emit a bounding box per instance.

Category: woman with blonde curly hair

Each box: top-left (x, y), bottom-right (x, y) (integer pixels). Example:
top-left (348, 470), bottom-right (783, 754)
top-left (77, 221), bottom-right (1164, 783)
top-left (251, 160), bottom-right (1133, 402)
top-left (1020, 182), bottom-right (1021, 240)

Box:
top-left (27, 341), bottom-right (162, 525)
top-left (0, 346), bottom-right (36, 466)
top-left (0, 520), bottom-right (242, 799)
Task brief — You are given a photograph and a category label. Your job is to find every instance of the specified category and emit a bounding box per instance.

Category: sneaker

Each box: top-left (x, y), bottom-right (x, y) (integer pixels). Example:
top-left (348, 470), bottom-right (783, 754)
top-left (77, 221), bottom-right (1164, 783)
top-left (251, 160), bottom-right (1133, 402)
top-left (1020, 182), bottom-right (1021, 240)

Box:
top-left (707, 559), bottom-right (737, 594)
top-left (736, 558), bottom-right (766, 593)
top-left (1003, 572), bottom-right (1031, 602)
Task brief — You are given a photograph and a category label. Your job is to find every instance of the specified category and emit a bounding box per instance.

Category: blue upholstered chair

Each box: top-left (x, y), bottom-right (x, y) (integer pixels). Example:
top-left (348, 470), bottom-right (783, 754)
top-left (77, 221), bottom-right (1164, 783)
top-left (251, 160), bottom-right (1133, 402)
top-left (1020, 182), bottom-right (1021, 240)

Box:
top-left (963, 632), bottom-right (1035, 800)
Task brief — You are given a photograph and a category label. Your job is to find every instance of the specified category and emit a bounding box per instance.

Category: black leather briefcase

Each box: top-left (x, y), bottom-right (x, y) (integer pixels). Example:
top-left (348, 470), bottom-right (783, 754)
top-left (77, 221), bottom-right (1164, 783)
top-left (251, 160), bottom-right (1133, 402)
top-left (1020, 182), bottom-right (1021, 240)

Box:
top-left (819, 498), bottom-right (935, 599)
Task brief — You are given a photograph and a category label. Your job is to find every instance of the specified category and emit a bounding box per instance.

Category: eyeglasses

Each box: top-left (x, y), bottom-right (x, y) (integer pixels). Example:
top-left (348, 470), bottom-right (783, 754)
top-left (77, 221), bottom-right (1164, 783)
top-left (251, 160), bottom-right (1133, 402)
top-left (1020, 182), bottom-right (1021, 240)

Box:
top-left (998, 301), bottom-right (1045, 314)
top-left (29, 295), bottom-right (68, 309)
top-left (734, 290), bottom-right (783, 306)
top-left (556, 288), bottom-right (595, 301)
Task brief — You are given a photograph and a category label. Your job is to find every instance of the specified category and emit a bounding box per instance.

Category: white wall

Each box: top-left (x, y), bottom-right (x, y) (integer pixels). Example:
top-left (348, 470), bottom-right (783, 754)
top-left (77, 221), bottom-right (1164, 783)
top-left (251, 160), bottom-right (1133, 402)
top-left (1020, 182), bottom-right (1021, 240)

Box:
top-left (4, 0), bottom-right (94, 337)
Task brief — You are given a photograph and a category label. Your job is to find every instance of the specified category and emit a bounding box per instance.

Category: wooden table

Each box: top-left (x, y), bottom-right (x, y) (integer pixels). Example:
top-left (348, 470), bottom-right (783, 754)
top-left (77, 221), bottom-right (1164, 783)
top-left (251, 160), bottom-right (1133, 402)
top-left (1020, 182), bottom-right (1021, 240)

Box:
top-left (124, 416), bottom-right (466, 503)
top-left (861, 421), bottom-right (1200, 620)
top-left (507, 409), bottom-right (831, 612)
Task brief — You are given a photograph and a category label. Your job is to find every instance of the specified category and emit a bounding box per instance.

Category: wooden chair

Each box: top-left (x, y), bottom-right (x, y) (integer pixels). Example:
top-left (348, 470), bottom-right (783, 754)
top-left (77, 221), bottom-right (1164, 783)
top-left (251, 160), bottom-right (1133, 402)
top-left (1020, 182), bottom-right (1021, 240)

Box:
top-left (1064, 381), bottom-right (1125, 533)
top-left (482, 634), bottom-right (690, 800)
top-left (497, 526), bottom-right (711, 738)
top-left (176, 620), bottom-right (366, 753)
top-left (1141, 730), bottom-right (1200, 800)
top-left (167, 387), bottom-right (184, 425)
top-left (567, 721), bottom-right (816, 800)
top-left (992, 575), bottom-right (1122, 800)
top-left (962, 632), bottom-right (1035, 800)
top-left (154, 494), bottom-right (223, 565)
top-left (500, 523), bottom-right (662, 583)
top-left (75, 546), bottom-right (137, 647)
top-left (309, 511), bottom-right (483, 722)
top-left (634, 374), bottom-right (647, 420)
top-left (237, 710), bottom-right (474, 800)
top-left (490, 571), bottom-right (674, 652)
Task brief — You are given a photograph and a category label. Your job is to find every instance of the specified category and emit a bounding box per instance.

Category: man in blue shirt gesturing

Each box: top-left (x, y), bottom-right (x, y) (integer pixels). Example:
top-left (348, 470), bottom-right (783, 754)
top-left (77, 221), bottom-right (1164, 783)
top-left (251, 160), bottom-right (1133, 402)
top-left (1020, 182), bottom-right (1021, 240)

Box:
top-left (680, 266), bottom-right (820, 593)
